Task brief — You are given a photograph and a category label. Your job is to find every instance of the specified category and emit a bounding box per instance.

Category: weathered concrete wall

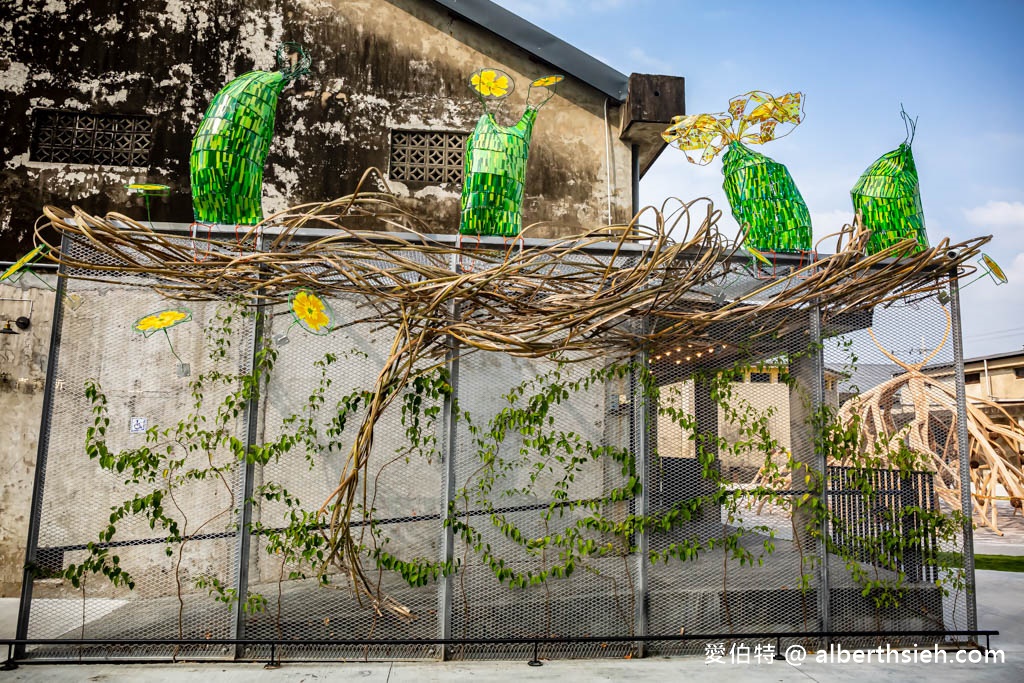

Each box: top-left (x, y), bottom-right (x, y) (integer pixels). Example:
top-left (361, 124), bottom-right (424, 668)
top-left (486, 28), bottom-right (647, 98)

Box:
top-left (19, 281), bottom-right (248, 608)
top-left (0, 0), bottom-right (633, 259)
top-left (9, 279), bottom-right (616, 615)
top-left (0, 0), bottom-right (636, 601)
top-left (0, 278), bottom-right (55, 596)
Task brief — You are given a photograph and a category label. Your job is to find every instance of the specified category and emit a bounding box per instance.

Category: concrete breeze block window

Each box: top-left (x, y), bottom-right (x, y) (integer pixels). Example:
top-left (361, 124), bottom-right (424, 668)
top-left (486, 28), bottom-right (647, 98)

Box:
top-left (30, 109), bottom-right (154, 167)
top-left (388, 129), bottom-right (467, 184)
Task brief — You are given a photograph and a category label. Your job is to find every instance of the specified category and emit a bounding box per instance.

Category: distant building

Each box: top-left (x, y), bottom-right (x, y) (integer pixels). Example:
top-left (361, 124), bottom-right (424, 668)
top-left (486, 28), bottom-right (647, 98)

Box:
top-left (920, 349), bottom-right (1024, 424)
top-left (828, 362), bottom-right (903, 406)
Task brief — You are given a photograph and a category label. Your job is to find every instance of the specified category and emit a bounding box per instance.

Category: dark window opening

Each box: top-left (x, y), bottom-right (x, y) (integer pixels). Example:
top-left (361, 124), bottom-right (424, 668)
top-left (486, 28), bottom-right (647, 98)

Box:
top-left (964, 372), bottom-right (981, 384)
top-left (389, 130), bottom-right (466, 184)
top-left (30, 109), bottom-right (154, 167)
top-left (749, 372), bottom-right (772, 384)
top-left (1014, 367), bottom-right (1024, 380)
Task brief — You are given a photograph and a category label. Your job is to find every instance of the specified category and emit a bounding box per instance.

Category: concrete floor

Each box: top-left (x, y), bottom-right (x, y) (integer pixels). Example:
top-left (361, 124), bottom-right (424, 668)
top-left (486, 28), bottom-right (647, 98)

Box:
top-left (1, 566), bottom-right (1020, 681)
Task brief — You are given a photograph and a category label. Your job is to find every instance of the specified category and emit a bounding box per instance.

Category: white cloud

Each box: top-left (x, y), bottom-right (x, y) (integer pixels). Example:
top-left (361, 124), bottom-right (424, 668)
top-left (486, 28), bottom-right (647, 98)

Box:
top-left (626, 47), bottom-right (673, 74)
top-left (963, 200), bottom-right (1024, 255)
top-left (964, 200), bottom-right (1024, 228)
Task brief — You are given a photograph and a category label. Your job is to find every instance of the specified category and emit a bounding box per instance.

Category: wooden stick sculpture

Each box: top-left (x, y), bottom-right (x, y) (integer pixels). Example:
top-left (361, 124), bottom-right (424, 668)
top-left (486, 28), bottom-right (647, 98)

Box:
top-left (836, 311), bottom-right (1024, 535)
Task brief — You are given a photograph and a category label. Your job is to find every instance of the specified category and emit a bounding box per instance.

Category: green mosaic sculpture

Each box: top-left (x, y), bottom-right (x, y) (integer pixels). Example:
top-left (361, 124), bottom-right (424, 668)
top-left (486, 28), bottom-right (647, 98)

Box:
top-left (663, 91), bottom-right (812, 253)
top-left (722, 142), bottom-right (812, 253)
top-left (851, 111), bottom-right (928, 255)
top-left (459, 70), bottom-right (562, 237)
top-left (190, 43), bottom-right (310, 225)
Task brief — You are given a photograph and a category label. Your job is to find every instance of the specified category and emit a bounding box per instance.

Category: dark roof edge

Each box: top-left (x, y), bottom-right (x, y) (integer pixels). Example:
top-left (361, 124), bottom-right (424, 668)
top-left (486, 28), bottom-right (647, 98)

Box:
top-left (430, 0), bottom-right (629, 101)
top-left (917, 348), bottom-right (1024, 374)
top-left (963, 348), bottom-right (1024, 364)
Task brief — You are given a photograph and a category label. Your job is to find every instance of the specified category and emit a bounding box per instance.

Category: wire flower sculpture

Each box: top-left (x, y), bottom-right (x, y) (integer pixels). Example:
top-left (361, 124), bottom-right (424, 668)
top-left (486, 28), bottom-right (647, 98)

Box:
top-left (125, 182), bottom-right (170, 228)
top-left (132, 307), bottom-right (192, 372)
top-left (291, 289), bottom-right (333, 333)
top-left (460, 69), bottom-right (561, 237)
top-left (0, 244), bottom-right (84, 311)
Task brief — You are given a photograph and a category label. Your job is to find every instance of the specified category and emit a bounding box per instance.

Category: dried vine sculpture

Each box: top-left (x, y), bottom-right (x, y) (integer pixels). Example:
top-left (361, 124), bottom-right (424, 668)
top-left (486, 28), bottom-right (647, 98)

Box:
top-left (37, 167), bottom-right (989, 611)
top-left (838, 311), bottom-right (1024, 535)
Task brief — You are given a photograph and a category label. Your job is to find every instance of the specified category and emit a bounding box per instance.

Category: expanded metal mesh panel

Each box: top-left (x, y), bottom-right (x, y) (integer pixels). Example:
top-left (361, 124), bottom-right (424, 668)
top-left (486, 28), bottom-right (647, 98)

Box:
top-left (449, 350), bottom-right (636, 659)
top-left (24, 251), bottom-right (253, 660)
top-left (646, 305), bottom-right (820, 655)
top-left (824, 294), bottom-right (970, 644)
top-left (244, 292), bottom-right (443, 660)
top-left (20, 243), bottom-right (977, 661)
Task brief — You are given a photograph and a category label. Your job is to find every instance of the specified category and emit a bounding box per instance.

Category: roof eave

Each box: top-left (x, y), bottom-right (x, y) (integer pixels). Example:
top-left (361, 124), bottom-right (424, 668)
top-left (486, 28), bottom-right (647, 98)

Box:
top-left (430, 0), bottom-right (629, 101)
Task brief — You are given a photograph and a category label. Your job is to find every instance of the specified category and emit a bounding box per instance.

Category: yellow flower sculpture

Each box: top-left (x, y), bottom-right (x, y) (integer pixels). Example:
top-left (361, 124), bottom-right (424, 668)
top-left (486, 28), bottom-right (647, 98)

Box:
top-left (662, 90), bottom-right (805, 165)
top-left (530, 75), bottom-right (563, 88)
top-left (0, 245), bottom-right (48, 283)
top-left (470, 68), bottom-right (512, 98)
top-left (290, 289), bottom-right (333, 334)
top-left (133, 309), bottom-right (191, 336)
top-left (125, 183), bottom-right (171, 195)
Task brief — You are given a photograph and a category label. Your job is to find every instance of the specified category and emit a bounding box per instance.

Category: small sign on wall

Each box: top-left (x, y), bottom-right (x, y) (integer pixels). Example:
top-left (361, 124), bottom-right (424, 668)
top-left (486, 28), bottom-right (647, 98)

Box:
top-left (129, 417), bottom-right (148, 434)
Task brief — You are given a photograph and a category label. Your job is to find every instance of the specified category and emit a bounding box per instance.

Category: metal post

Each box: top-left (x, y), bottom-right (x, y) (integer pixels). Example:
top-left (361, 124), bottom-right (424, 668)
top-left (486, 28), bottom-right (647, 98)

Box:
top-left (948, 276), bottom-right (978, 632)
top-left (631, 317), bottom-right (649, 657)
top-left (809, 304), bottom-right (831, 639)
top-left (438, 259), bottom-right (461, 660)
top-left (231, 242), bottom-right (265, 658)
top-left (15, 263), bottom-right (67, 658)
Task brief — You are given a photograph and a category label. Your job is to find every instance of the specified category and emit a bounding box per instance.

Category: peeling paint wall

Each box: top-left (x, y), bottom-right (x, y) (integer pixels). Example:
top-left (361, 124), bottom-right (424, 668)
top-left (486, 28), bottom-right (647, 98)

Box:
top-left (1, 0), bottom-right (634, 259)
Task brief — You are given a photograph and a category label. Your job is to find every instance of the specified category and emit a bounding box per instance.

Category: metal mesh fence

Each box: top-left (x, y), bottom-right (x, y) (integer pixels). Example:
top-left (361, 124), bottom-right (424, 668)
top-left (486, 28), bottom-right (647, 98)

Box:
top-left (16, 238), bottom-right (979, 661)
top-left (23, 233), bottom-right (255, 660)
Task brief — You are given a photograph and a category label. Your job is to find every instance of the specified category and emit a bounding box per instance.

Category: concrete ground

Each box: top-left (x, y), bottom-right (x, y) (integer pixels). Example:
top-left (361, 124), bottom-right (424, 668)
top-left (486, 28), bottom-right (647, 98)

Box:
top-left (1, 567), bottom-right (1020, 681)
top-left (3, 527), bottom-right (1022, 681)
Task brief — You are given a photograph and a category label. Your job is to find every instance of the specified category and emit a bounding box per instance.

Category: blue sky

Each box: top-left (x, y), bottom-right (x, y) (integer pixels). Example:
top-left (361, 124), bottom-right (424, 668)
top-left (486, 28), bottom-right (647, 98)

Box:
top-left (493, 0), bottom-right (1024, 358)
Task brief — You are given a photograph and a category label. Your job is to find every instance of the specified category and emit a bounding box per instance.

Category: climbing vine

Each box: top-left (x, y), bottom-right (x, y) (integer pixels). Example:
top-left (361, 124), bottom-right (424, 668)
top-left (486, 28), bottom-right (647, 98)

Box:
top-left (61, 306), bottom-right (970, 641)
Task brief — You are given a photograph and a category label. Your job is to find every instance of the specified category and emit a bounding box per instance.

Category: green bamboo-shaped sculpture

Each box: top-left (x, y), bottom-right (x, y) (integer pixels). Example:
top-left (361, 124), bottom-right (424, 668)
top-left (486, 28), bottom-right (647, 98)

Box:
top-left (459, 70), bottom-right (562, 237)
top-left (663, 91), bottom-right (811, 253)
top-left (190, 43), bottom-right (311, 225)
top-left (851, 111), bottom-right (928, 255)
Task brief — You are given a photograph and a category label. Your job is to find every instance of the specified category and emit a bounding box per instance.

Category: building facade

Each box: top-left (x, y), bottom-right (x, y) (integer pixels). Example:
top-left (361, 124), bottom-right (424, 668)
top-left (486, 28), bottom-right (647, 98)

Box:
top-left (0, 0), bottom-right (682, 260)
top-left (0, 0), bottom-right (685, 596)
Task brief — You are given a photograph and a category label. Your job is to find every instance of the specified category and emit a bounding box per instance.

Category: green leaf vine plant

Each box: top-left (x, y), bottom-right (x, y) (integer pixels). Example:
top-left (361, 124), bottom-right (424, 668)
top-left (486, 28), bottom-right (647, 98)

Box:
top-left (64, 306), bottom-right (970, 640)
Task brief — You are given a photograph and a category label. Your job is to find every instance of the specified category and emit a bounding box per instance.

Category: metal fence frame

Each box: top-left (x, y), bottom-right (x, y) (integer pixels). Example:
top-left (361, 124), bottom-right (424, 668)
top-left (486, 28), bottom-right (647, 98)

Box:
top-left (12, 224), bottom-right (980, 662)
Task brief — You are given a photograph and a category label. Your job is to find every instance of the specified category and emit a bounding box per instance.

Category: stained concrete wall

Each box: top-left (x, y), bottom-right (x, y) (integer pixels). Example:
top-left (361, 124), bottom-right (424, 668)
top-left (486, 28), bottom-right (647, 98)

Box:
top-left (0, 278), bottom-right (55, 596)
top-left (0, 0), bottom-right (634, 260)
top-left (0, 0), bottom-right (642, 599)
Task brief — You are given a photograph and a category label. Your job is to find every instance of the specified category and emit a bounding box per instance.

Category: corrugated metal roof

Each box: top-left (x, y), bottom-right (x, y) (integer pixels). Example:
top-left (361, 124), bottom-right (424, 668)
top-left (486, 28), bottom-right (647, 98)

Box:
top-left (431, 0), bottom-right (630, 101)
